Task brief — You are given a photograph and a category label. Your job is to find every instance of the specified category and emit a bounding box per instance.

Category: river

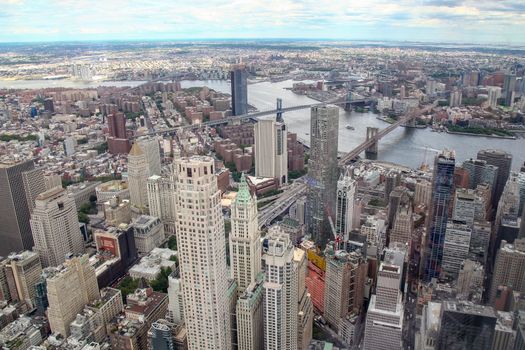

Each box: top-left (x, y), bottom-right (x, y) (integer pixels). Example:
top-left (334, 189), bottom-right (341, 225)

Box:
top-left (1, 78), bottom-right (524, 170)
top-left (181, 79), bottom-right (525, 171)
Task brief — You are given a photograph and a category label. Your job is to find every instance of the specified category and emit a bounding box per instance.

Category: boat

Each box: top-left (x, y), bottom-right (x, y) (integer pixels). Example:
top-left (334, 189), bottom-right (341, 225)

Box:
top-left (346, 125), bottom-right (355, 130)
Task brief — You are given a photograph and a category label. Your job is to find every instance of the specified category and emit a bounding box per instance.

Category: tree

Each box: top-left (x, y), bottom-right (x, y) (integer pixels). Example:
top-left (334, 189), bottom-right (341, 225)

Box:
top-left (167, 235), bottom-right (177, 250)
top-left (89, 194), bottom-right (97, 203)
top-left (150, 267), bottom-right (172, 293)
top-left (78, 212), bottom-right (90, 224)
top-left (117, 276), bottom-right (140, 302)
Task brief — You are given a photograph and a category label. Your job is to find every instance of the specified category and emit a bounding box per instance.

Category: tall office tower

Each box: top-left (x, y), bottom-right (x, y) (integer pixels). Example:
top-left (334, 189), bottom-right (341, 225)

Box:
top-left (307, 106), bottom-right (339, 248)
top-left (30, 187), bottom-right (84, 267)
top-left (0, 251), bottom-right (42, 309)
top-left (437, 300), bottom-right (497, 350)
top-left (167, 269), bottom-right (184, 324)
top-left (441, 221), bottom-right (472, 278)
top-left (449, 89), bottom-right (462, 107)
top-left (489, 239), bottom-right (525, 304)
top-left (21, 167), bottom-right (46, 214)
top-left (414, 179), bottom-right (432, 207)
top-left (262, 226), bottom-right (298, 350)
top-left (46, 255), bottom-right (100, 337)
top-left (230, 64), bottom-right (248, 116)
top-left (384, 170), bottom-right (401, 201)
top-left (236, 274), bottom-right (264, 350)
top-left (487, 86), bottom-right (502, 108)
top-left (323, 243), bottom-right (367, 333)
top-left (504, 74), bottom-right (516, 107)
top-left (452, 189), bottom-right (477, 226)
top-left (462, 158), bottom-right (498, 195)
top-left (335, 171), bottom-right (356, 237)
top-left (457, 260), bottom-right (484, 298)
top-left (147, 175), bottom-right (177, 234)
top-left (230, 174), bottom-right (261, 293)
top-left (387, 186), bottom-right (409, 231)
top-left (128, 143), bottom-right (150, 213)
top-left (254, 119), bottom-right (288, 185)
top-left (137, 137), bottom-right (162, 176)
top-left (174, 156), bottom-right (231, 350)
top-left (150, 320), bottom-right (176, 350)
top-left (423, 150), bottom-right (456, 281)
top-left (477, 149), bottom-right (512, 208)
top-left (494, 176), bottom-right (521, 250)
top-left (0, 160), bottom-right (38, 255)
top-left (107, 112), bottom-right (131, 154)
top-left (470, 221), bottom-right (491, 264)
top-left (363, 261), bottom-right (404, 349)
top-left (389, 204), bottom-right (413, 246)
top-left (294, 248), bottom-right (313, 350)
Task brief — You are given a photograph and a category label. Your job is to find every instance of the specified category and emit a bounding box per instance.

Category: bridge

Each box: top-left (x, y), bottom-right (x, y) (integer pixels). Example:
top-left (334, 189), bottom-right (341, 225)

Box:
top-left (257, 181), bottom-right (307, 229)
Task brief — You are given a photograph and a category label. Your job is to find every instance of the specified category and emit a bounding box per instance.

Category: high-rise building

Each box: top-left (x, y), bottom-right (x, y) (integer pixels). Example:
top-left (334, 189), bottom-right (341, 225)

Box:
top-left (503, 74), bottom-right (516, 107)
top-left (21, 167), bottom-right (46, 214)
top-left (174, 156), bottom-right (231, 349)
top-left (230, 174), bottom-right (261, 294)
top-left (389, 204), bottom-right (413, 247)
top-left (487, 86), bottom-right (501, 108)
top-left (452, 189), bottom-right (478, 226)
top-left (363, 260), bottom-right (404, 349)
top-left (307, 106), bottom-right (339, 248)
top-left (132, 215), bottom-right (165, 255)
top-left (489, 239), bottom-right (525, 304)
top-left (0, 160), bottom-right (39, 255)
top-left (437, 300), bottom-right (497, 350)
top-left (462, 158), bottom-right (498, 196)
top-left (147, 175), bottom-right (177, 234)
top-left (387, 186), bottom-right (409, 231)
top-left (46, 254), bottom-right (100, 337)
top-left (423, 150), bottom-right (456, 281)
top-left (414, 179), bottom-right (432, 207)
top-left (128, 143), bottom-right (150, 213)
top-left (231, 64), bottom-right (248, 116)
top-left (449, 89), bottom-right (462, 107)
top-left (0, 251), bottom-right (42, 309)
top-left (167, 269), bottom-right (184, 325)
top-left (323, 243), bottom-right (367, 334)
top-left (236, 274), bottom-right (264, 350)
top-left (30, 187), bottom-right (84, 267)
top-left (441, 221), bottom-right (472, 278)
top-left (294, 248), bottom-right (313, 350)
top-left (262, 226), bottom-right (298, 350)
top-left (107, 112), bottom-right (131, 154)
top-left (335, 171), bottom-right (356, 237)
top-left (254, 119), bottom-right (288, 185)
top-left (477, 149), bottom-right (512, 208)
top-left (137, 137), bottom-right (162, 176)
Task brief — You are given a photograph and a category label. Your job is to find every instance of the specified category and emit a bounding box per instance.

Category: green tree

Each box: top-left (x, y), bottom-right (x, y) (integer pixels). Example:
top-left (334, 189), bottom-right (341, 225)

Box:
top-left (167, 235), bottom-right (177, 250)
top-left (117, 276), bottom-right (140, 302)
top-left (150, 267), bottom-right (172, 293)
top-left (78, 212), bottom-right (90, 224)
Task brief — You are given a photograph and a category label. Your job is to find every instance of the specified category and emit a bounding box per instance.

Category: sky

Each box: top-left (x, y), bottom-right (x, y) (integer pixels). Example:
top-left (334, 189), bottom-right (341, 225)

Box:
top-left (0, 0), bottom-right (524, 45)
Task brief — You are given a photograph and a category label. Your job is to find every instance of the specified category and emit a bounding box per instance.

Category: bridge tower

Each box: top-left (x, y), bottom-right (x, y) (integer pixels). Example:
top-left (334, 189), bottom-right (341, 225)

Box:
top-left (365, 127), bottom-right (379, 158)
top-left (344, 90), bottom-right (353, 111)
top-left (276, 98), bottom-right (283, 122)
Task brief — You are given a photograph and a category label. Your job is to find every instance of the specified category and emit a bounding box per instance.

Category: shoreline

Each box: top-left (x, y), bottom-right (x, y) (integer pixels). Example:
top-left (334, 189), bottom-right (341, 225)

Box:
top-left (445, 128), bottom-right (516, 140)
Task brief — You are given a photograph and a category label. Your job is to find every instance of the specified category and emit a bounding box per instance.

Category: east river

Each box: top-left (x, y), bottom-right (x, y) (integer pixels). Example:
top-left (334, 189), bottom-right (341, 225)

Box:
top-left (1, 78), bottom-right (524, 170)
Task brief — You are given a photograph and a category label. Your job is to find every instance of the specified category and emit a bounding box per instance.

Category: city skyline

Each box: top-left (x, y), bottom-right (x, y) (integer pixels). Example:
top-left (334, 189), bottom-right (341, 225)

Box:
top-left (0, 0), bottom-right (525, 45)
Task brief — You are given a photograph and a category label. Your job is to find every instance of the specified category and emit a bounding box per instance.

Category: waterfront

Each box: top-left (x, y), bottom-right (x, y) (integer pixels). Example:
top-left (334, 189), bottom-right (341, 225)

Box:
top-left (181, 79), bottom-right (525, 170)
top-left (1, 78), bottom-right (524, 170)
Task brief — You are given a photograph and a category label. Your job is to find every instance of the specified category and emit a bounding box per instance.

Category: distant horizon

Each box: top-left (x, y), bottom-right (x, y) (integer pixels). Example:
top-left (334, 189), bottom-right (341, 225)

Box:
top-left (0, 1), bottom-right (524, 46)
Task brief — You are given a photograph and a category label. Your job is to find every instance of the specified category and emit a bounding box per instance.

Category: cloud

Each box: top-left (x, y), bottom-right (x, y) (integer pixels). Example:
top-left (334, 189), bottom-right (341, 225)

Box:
top-left (0, 0), bottom-right (523, 44)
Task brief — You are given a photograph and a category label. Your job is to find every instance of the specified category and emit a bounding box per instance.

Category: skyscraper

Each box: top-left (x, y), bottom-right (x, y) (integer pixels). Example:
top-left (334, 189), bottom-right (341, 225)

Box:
top-left (147, 174), bottom-right (177, 234)
top-left (294, 248), bottom-right (313, 350)
top-left (107, 112), bottom-right (131, 154)
top-left (335, 171), bottom-right (356, 237)
top-left (307, 105), bottom-right (339, 248)
top-left (231, 64), bottom-right (248, 116)
top-left (262, 226), bottom-right (298, 350)
top-left (389, 204), bottom-right (413, 247)
top-left (441, 221), bottom-right (472, 278)
top-left (489, 239), bottom-right (525, 304)
top-left (30, 187), bottom-right (84, 267)
top-left (0, 160), bottom-right (39, 255)
top-left (230, 174), bottom-right (261, 294)
top-left (254, 119), bottom-right (288, 185)
top-left (487, 86), bottom-right (501, 108)
top-left (437, 300), bottom-right (497, 350)
top-left (46, 254), bottom-right (100, 337)
top-left (128, 142), bottom-right (150, 213)
top-left (503, 74), bottom-right (516, 107)
top-left (236, 274), bottom-right (264, 350)
top-left (363, 255), bottom-right (405, 350)
top-left (0, 251), bottom-right (42, 309)
top-left (174, 156), bottom-right (231, 350)
top-left (423, 150), bottom-right (456, 281)
top-left (21, 167), bottom-right (46, 214)
top-left (477, 149), bottom-right (512, 208)
top-left (137, 137), bottom-right (162, 176)
top-left (462, 158), bottom-right (498, 197)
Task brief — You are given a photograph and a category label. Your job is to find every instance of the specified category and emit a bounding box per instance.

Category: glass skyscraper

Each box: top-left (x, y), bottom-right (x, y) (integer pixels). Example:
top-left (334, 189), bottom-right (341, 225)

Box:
top-left (423, 150), bottom-right (455, 281)
top-left (230, 64), bottom-right (248, 116)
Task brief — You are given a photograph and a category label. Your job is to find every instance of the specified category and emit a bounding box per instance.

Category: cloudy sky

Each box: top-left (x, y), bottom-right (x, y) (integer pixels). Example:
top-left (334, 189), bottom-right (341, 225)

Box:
top-left (0, 0), bottom-right (524, 44)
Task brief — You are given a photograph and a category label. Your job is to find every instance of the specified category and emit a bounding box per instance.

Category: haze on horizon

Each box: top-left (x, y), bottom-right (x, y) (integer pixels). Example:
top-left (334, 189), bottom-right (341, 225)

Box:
top-left (0, 0), bottom-right (524, 45)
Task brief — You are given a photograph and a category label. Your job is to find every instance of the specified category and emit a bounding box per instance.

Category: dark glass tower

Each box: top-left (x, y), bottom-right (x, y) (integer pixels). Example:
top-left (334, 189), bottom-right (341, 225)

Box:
top-left (477, 149), bottom-right (512, 209)
top-left (230, 64), bottom-right (248, 116)
top-left (423, 150), bottom-right (455, 281)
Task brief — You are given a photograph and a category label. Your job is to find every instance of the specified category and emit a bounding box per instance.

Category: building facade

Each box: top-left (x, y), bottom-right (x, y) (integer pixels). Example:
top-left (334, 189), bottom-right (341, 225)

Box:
top-left (254, 119), bottom-right (288, 185)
